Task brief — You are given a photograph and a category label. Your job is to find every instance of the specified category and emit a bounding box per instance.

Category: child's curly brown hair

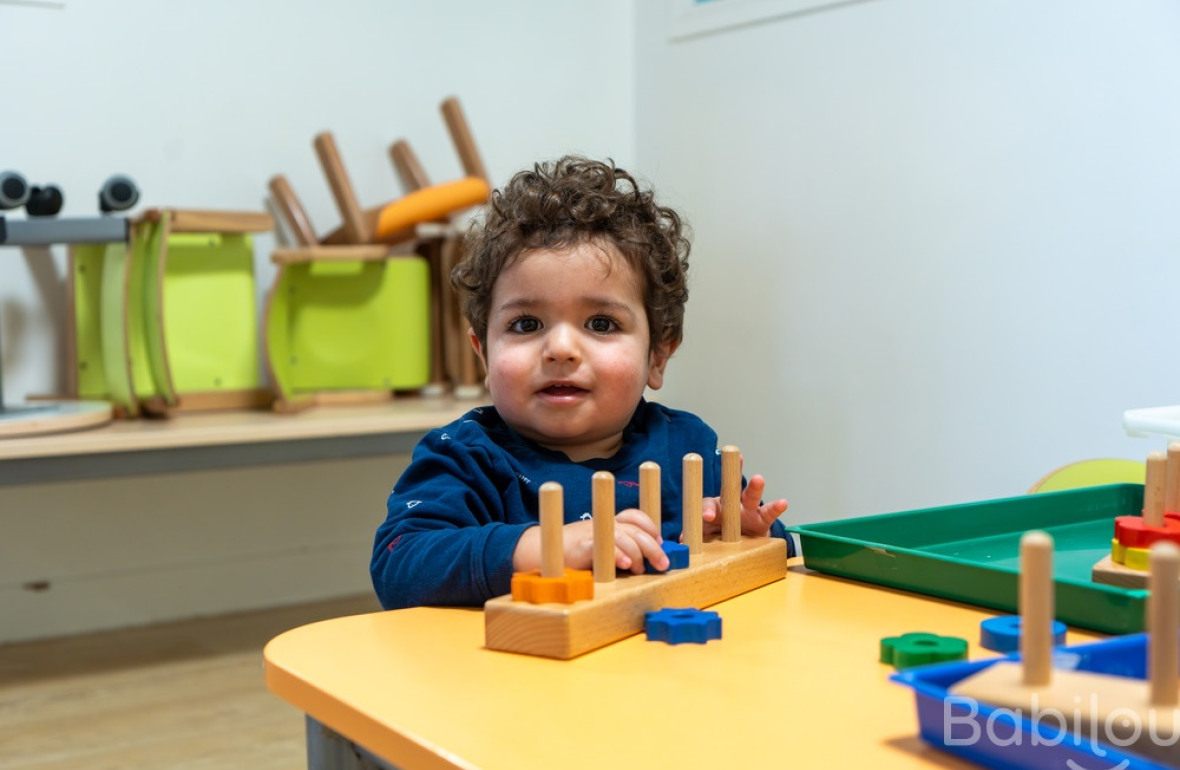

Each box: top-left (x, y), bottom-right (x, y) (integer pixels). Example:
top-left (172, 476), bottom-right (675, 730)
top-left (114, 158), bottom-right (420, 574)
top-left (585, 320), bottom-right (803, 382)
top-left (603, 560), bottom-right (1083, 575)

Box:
top-left (452, 156), bottom-right (691, 353)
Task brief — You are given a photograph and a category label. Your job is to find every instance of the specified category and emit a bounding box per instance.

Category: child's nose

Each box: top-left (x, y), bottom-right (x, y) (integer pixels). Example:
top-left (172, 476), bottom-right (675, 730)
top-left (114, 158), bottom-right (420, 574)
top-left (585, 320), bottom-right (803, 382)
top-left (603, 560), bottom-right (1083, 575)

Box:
top-left (543, 324), bottom-right (581, 363)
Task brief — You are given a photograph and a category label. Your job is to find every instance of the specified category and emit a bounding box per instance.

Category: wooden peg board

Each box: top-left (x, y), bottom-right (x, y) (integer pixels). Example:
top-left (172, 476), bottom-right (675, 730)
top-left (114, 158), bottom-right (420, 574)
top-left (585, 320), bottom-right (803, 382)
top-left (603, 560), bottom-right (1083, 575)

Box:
top-left (484, 536), bottom-right (787, 659)
top-left (1092, 554), bottom-right (1152, 589)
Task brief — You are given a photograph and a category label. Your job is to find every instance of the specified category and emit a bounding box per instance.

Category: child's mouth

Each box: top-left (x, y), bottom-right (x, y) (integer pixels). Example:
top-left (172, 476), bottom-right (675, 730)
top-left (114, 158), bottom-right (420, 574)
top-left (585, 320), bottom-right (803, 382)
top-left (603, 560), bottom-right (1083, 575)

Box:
top-left (540, 384), bottom-right (587, 397)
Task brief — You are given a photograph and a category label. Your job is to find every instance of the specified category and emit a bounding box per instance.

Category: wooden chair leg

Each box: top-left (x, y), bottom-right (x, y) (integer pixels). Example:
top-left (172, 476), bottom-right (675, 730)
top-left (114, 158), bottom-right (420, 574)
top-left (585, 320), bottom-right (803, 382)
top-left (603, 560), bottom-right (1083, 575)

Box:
top-left (389, 140), bottom-right (431, 193)
top-left (417, 238), bottom-right (449, 394)
top-left (440, 234), bottom-right (482, 397)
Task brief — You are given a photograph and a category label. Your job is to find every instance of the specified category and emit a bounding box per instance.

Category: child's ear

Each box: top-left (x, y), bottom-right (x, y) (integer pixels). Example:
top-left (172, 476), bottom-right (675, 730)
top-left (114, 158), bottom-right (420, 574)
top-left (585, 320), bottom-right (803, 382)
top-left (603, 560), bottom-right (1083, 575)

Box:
top-left (646, 339), bottom-right (680, 390)
top-left (468, 327), bottom-right (489, 376)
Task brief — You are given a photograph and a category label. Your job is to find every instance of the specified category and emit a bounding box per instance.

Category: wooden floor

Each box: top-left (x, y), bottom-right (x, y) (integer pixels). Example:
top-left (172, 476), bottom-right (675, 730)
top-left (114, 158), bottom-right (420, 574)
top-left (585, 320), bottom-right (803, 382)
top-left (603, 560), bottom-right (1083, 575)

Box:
top-left (0, 594), bottom-right (382, 769)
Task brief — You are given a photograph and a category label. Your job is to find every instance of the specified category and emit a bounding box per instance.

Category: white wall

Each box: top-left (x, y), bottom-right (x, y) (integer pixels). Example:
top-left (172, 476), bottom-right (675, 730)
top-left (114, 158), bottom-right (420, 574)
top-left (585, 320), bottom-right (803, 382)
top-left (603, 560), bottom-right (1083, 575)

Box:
top-left (0, 1), bottom-right (634, 640)
top-left (637, 0), bottom-right (1180, 524)
top-left (6, 0), bottom-right (1180, 582)
top-left (0, 0), bottom-right (635, 401)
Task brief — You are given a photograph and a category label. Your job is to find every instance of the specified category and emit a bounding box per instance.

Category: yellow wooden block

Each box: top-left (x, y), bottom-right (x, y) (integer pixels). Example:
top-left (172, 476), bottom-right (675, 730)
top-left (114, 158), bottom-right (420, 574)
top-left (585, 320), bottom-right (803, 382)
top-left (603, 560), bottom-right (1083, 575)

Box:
top-left (485, 536), bottom-right (787, 659)
top-left (1112, 538), bottom-right (1151, 571)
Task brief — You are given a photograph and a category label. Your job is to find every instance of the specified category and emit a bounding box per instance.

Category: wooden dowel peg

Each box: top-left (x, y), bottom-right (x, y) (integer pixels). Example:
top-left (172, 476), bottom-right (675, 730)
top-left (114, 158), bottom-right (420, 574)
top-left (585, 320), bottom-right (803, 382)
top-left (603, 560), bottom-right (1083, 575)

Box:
top-left (1020, 530), bottom-right (1054, 687)
top-left (1149, 541), bottom-right (1180, 708)
top-left (592, 472), bottom-right (616, 583)
top-left (1166, 443), bottom-right (1180, 515)
top-left (721, 446), bottom-right (741, 543)
top-left (540, 482), bottom-right (564, 578)
top-left (682, 453), bottom-right (703, 555)
top-left (1146, 451), bottom-right (1167, 527)
top-left (640, 461), bottom-right (661, 533)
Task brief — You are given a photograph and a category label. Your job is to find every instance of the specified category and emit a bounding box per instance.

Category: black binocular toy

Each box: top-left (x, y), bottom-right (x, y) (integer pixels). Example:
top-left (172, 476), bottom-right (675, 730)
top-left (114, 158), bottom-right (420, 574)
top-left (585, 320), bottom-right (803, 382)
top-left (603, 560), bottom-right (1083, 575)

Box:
top-left (0, 171), bottom-right (140, 216)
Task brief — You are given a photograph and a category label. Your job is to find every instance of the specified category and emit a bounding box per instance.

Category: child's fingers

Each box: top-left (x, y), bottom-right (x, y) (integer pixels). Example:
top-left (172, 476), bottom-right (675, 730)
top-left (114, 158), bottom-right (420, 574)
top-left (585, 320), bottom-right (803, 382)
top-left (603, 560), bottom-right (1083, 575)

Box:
top-left (741, 475), bottom-right (766, 510)
top-left (738, 499), bottom-right (789, 537)
top-left (699, 498), bottom-right (722, 537)
top-left (616, 523), bottom-right (666, 574)
top-left (616, 508), bottom-right (661, 539)
top-left (613, 538), bottom-right (641, 572)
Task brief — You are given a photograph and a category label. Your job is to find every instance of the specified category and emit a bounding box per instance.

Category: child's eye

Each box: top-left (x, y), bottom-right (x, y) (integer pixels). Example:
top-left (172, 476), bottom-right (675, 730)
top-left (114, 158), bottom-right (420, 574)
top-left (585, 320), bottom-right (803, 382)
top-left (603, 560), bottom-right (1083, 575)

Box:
top-left (586, 316), bottom-right (619, 333)
top-left (507, 316), bottom-right (541, 333)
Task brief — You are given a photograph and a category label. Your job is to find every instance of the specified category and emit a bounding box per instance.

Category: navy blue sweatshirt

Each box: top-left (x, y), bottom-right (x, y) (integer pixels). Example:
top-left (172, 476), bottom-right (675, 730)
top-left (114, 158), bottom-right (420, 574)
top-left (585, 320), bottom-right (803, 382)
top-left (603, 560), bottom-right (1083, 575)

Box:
top-left (370, 400), bottom-right (791, 609)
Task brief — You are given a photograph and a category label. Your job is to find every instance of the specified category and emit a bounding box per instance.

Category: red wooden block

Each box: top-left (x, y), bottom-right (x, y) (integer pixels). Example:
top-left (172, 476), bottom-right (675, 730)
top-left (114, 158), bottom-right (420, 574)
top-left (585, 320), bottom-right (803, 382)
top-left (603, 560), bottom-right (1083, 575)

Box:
top-left (1113, 514), bottom-right (1180, 548)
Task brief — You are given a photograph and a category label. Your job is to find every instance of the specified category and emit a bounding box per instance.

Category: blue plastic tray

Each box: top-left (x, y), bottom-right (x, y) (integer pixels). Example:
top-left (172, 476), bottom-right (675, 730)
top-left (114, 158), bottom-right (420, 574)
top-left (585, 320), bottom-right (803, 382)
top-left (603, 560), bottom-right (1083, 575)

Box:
top-left (892, 634), bottom-right (1177, 769)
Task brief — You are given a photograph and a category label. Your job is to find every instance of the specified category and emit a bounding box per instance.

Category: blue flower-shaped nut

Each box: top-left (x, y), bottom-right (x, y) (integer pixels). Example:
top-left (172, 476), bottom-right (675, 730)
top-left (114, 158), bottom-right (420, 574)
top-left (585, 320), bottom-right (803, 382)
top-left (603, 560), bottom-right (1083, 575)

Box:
top-left (980, 614), bottom-right (1067, 653)
top-left (645, 541), bottom-right (691, 574)
top-left (644, 607), bottom-right (722, 645)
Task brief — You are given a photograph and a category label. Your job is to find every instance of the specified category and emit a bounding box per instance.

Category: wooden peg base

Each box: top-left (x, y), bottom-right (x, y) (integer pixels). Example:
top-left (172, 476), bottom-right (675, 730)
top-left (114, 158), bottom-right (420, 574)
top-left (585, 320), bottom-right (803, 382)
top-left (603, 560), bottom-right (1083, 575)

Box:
top-left (1092, 555), bottom-right (1153, 589)
top-left (952, 660), bottom-right (1180, 767)
top-left (484, 536), bottom-right (787, 659)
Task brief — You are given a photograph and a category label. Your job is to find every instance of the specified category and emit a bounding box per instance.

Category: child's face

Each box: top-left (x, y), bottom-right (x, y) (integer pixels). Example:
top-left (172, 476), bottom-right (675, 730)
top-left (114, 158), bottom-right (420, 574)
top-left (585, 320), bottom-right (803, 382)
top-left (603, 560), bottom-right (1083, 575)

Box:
top-left (471, 241), bottom-right (673, 462)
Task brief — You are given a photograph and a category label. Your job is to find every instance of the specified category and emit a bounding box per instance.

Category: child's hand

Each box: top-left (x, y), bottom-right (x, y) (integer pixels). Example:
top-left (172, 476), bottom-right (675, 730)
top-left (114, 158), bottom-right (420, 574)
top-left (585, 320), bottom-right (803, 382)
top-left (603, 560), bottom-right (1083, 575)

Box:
top-left (513, 511), bottom-right (668, 574)
top-left (701, 474), bottom-right (788, 537)
top-left (563, 509), bottom-right (668, 574)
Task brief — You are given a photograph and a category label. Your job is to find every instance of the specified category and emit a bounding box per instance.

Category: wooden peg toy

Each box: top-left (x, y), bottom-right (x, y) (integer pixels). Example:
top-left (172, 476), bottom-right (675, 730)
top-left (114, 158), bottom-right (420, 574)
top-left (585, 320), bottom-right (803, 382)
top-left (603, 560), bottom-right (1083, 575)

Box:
top-left (1146, 451), bottom-right (1168, 528)
top-left (1093, 449), bottom-right (1180, 589)
top-left (484, 451), bottom-right (788, 659)
top-left (639, 460), bottom-right (688, 573)
top-left (1149, 541), bottom-right (1179, 708)
top-left (509, 482), bottom-right (593, 605)
top-left (1020, 530), bottom-right (1053, 687)
top-left (682, 453), bottom-right (703, 556)
top-left (720, 445), bottom-right (741, 543)
top-left (954, 531), bottom-right (1180, 766)
top-left (640, 461), bottom-right (661, 532)
top-left (540, 482), bottom-right (564, 579)
top-left (1167, 443), bottom-right (1180, 516)
top-left (592, 471), bottom-right (615, 584)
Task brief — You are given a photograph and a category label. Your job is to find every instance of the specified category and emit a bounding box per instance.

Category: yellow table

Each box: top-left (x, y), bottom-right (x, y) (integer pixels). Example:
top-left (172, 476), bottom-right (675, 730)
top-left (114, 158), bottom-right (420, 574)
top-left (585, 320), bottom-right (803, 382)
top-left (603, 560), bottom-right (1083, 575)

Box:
top-left (264, 563), bottom-right (1103, 770)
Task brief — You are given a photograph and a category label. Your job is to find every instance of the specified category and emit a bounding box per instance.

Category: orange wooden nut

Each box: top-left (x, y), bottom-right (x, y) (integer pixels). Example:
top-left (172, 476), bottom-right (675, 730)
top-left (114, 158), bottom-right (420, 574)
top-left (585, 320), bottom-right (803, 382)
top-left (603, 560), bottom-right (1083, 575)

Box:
top-left (510, 568), bottom-right (594, 604)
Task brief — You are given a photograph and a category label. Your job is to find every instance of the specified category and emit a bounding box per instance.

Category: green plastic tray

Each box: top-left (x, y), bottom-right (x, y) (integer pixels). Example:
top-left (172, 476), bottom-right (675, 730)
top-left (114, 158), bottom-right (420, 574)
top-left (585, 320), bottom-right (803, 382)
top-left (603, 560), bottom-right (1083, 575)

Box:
top-left (788, 484), bottom-right (1147, 635)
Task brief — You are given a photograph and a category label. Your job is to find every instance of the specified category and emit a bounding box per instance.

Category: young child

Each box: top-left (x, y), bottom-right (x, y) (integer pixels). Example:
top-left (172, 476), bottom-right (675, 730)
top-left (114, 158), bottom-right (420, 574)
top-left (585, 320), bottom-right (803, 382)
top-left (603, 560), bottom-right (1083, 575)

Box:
top-left (370, 156), bottom-right (791, 610)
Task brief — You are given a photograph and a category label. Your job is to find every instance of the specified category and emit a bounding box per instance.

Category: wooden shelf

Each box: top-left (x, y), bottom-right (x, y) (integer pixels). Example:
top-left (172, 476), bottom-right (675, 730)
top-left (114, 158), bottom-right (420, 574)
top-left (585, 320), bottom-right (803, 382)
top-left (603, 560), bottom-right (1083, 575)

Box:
top-left (0, 397), bottom-right (472, 462)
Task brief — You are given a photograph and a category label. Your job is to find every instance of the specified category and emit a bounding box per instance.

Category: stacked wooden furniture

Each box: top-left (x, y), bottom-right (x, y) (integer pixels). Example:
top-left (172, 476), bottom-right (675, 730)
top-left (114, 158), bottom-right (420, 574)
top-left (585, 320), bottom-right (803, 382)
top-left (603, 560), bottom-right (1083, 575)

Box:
top-left (69, 208), bottom-right (274, 418)
top-left (387, 96), bottom-right (490, 397)
top-left (265, 96), bottom-right (490, 411)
